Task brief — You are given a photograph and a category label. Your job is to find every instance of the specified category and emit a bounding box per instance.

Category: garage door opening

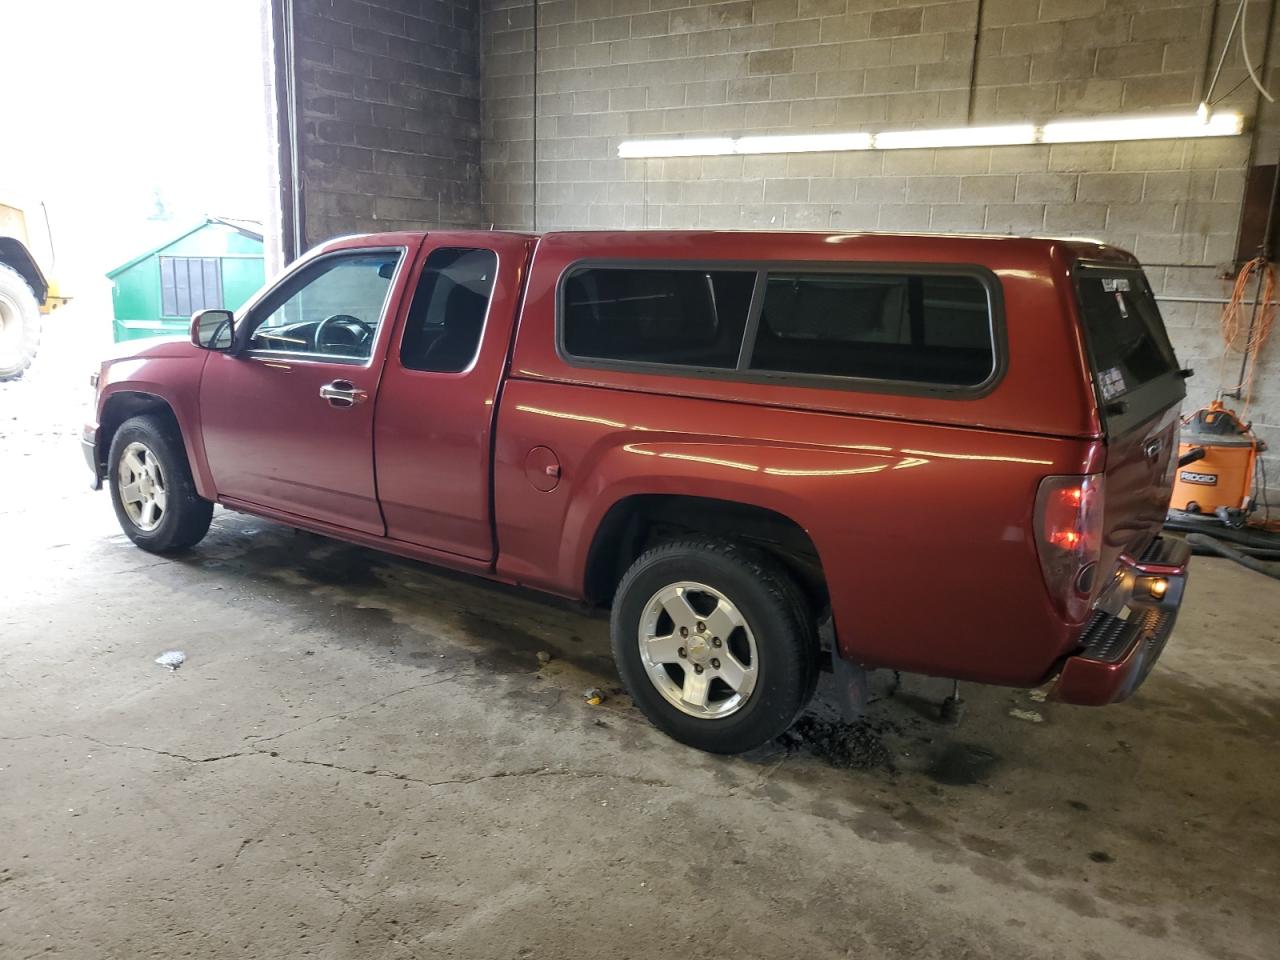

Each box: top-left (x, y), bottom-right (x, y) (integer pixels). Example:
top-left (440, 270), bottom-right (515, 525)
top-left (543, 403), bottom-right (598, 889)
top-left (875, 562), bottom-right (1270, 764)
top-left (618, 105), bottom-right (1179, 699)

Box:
top-left (0, 0), bottom-right (275, 390)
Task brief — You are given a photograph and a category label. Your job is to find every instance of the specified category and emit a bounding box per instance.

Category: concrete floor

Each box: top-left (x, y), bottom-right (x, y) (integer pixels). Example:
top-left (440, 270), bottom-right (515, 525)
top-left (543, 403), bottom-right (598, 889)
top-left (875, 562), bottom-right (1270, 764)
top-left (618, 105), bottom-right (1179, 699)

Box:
top-left (2, 318), bottom-right (1278, 959)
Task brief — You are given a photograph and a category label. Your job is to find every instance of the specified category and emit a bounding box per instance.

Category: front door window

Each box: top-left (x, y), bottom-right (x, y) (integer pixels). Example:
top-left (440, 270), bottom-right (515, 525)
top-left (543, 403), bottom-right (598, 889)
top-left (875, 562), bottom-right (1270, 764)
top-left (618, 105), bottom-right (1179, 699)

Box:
top-left (245, 251), bottom-right (402, 362)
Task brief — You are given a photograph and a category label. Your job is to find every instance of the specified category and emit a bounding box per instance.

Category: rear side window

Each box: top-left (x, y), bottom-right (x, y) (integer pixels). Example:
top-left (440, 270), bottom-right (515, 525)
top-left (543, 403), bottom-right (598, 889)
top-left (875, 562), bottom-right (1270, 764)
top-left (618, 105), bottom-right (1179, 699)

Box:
top-left (400, 248), bottom-right (497, 373)
top-left (751, 272), bottom-right (994, 387)
top-left (562, 267), bottom-right (755, 368)
top-left (1075, 270), bottom-right (1178, 401)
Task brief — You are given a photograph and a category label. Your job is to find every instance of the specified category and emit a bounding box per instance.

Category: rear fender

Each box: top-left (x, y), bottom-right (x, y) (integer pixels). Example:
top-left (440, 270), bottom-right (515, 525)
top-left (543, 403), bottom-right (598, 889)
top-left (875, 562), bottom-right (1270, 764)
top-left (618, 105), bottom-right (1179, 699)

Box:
top-left (493, 377), bottom-right (1088, 683)
top-left (559, 437), bottom-right (899, 631)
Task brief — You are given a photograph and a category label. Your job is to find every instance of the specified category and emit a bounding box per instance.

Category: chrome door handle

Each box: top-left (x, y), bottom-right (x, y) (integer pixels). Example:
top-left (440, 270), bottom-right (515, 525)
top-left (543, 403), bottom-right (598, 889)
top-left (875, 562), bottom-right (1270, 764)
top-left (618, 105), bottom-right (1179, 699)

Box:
top-left (319, 380), bottom-right (368, 408)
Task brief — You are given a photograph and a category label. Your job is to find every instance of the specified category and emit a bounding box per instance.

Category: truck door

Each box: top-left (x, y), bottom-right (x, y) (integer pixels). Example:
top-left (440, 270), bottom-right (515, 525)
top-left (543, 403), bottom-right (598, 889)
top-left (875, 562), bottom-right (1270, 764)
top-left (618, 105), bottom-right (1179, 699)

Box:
top-left (373, 233), bottom-right (533, 561)
top-left (199, 241), bottom-right (417, 535)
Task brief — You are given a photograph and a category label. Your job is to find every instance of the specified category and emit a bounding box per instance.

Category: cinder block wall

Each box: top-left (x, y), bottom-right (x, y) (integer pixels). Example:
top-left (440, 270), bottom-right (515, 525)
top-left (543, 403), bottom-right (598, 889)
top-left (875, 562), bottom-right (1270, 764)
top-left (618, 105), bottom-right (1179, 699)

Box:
top-left (292, 0), bottom-right (483, 246)
top-left (481, 0), bottom-right (1280, 499)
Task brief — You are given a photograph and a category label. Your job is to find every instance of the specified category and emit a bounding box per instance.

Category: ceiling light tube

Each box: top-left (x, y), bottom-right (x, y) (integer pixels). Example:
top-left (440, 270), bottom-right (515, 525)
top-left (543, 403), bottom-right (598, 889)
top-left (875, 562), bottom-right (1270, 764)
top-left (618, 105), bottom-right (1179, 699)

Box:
top-left (736, 132), bottom-right (873, 154)
top-left (615, 111), bottom-right (1246, 159)
top-left (874, 124), bottom-right (1036, 149)
top-left (1041, 111), bottom-right (1244, 143)
top-left (617, 137), bottom-right (736, 158)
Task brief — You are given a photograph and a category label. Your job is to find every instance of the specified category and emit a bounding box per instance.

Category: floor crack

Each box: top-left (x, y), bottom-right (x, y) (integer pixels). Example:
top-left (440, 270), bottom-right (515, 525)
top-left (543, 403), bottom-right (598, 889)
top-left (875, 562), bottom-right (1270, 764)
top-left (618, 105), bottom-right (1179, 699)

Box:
top-left (0, 732), bottom-right (243, 764)
top-left (263, 753), bottom-right (433, 784)
top-left (2, 732), bottom-right (674, 791)
top-left (422, 768), bottom-right (672, 790)
top-left (244, 672), bottom-right (467, 746)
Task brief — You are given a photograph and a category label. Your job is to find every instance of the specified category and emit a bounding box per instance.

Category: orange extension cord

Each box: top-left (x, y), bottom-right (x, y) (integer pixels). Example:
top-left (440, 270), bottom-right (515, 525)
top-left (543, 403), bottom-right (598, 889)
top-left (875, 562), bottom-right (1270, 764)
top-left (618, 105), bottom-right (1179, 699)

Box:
top-left (1214, 257), bottom-right (1279, 529)
top-left (1217, 256), bottom-right (1276, 421)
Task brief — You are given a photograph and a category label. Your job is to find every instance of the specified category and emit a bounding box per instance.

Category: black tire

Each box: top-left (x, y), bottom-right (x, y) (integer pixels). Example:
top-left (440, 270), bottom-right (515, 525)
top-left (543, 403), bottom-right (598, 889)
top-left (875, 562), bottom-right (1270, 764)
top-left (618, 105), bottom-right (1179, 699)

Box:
top-left (611, 538), bottom-right (819, 754)
top-left (0, 262), bottom-right (42, 381)
top-left (107, 415), bottom-right (213, 554)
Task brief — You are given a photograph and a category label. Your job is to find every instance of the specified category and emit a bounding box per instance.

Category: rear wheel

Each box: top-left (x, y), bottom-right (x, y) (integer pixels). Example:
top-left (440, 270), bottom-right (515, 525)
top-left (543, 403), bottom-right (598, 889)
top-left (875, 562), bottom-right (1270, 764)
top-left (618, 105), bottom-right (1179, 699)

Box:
top-left (611, 538), bottom-right (819, 754)
top-left (0, 263), bottom-right (41, 381)
top-left (108, 415), bottom-right (213, 553)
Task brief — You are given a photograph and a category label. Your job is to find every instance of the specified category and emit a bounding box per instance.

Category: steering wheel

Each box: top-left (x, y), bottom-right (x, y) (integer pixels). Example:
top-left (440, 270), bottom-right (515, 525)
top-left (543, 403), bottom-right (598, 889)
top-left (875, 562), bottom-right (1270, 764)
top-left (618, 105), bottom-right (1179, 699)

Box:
top-left (315, 314), bottom-right (374, 352)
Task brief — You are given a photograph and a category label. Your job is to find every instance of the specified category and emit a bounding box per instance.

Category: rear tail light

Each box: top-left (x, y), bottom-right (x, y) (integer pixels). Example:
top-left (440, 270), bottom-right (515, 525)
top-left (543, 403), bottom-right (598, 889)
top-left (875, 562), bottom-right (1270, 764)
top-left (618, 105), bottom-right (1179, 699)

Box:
top-left (1034, 474), bottom-right (1105, 622)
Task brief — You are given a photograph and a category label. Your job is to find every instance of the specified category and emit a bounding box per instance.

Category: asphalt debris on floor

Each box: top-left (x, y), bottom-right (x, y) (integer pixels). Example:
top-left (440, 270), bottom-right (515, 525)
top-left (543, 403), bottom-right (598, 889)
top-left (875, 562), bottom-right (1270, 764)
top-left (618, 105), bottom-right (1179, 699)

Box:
top-left (779, 714), bottom-right (899, 771)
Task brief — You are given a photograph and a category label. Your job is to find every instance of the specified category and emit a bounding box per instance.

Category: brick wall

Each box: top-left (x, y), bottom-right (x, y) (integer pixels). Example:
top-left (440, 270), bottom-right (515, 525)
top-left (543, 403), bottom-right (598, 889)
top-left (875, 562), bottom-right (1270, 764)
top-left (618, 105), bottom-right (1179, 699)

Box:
top-left (275, 1), bottom-right (1280, 501)
top-left (292, 0), bottom-right (483, 247)
top-left (481, 0), bottom-right (1280, 500)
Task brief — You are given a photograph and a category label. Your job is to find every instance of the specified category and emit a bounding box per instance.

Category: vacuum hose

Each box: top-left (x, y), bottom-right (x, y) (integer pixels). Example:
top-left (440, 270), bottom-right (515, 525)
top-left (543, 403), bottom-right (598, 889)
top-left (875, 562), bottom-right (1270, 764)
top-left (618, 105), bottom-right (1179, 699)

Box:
top-left (1164, 512), bottom-right (1280, 549)
top-left (1184, 533), bottom-right (1280, 579)
top-left (1178, 446), bottom-right (1207, 467)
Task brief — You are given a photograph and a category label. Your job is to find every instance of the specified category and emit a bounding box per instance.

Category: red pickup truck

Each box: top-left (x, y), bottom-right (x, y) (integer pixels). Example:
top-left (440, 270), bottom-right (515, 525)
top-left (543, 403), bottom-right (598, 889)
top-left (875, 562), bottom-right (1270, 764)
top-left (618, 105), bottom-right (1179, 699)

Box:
top-left (84, 230), bottom-right (1190, 753)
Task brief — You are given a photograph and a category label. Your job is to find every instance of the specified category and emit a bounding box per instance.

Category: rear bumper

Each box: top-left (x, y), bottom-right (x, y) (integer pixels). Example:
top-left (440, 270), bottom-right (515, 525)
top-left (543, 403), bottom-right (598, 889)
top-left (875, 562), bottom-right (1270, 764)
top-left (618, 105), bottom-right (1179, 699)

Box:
top-left (1049, 536), bottom-right (1190, 706)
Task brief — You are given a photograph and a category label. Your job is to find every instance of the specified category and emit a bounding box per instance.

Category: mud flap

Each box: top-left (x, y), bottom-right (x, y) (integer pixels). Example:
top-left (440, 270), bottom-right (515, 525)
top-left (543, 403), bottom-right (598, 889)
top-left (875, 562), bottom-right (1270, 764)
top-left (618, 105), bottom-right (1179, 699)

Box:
top-left (831, 655), bottom-right (872, 722)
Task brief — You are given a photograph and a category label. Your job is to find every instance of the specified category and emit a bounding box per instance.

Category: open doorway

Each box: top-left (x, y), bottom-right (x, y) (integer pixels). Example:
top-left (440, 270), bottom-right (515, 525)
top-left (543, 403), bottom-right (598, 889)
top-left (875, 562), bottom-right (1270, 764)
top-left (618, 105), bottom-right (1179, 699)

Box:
top-left (0, 0), bottom-right (276, 387)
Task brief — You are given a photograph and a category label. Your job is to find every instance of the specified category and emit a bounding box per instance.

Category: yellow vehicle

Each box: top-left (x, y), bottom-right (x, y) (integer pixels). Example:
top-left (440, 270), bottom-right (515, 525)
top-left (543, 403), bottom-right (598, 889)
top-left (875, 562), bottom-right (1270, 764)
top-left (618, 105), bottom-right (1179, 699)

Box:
top-left (0, 198), bottom-right (70, 380)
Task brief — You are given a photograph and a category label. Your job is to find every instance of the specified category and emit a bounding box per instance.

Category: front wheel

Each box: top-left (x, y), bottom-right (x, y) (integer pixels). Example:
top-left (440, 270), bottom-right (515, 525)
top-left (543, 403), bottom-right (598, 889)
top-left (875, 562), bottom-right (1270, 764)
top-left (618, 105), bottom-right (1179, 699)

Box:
top-left (107, 415), bottom-right (213, 554)
top-left (611, 538), bottom-right (819, 754)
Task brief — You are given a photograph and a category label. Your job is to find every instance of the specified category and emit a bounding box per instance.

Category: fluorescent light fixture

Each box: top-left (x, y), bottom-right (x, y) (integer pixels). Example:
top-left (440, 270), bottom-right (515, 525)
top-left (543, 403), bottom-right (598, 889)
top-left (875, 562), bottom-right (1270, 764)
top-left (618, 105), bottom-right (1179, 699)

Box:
top-left (875, 124), bottom-right (1035, 150)
top-left (1041, 111), bottom-right (1244, 143)
top-left (616, 111), bottom-right (1246, 159)
top-left (736, 132), bottom-right (873, 154)
top-left (617, 137), bottom-right (735, 158)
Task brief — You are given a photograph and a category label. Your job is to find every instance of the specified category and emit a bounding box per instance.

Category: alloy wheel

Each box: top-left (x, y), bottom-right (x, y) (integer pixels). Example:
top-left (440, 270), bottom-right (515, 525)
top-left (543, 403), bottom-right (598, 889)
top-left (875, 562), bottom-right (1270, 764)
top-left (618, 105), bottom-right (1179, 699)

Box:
top-left (117, 441), bottom-right (168, 532)
top-left (637, 581), bottom-right (758, 719)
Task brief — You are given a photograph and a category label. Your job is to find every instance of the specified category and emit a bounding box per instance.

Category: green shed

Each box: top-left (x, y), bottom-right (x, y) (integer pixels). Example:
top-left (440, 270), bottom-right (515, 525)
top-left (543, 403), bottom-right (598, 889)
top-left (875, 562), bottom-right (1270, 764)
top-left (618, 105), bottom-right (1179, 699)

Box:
top-left (107, 217), bottom-right (266, 342)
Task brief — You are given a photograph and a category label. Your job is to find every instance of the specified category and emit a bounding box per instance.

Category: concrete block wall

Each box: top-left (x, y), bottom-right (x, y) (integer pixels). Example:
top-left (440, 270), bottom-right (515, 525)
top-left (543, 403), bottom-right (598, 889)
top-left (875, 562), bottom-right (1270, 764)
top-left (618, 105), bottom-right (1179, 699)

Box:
top-left (481, 0), bottom-right (1280, 500)
top-left (292, 0), bottom-right (483, 246)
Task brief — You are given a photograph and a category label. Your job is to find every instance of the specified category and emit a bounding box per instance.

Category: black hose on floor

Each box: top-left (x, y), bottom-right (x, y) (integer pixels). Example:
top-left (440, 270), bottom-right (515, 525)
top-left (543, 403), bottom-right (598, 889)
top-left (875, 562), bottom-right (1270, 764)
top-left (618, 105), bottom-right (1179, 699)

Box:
top-left (1165, 512), bottom-right (1280, 550)
top-left (1217, 543), bottom-right (1280, 559)
top-left (1184, 533), bottom-right (1280, 579)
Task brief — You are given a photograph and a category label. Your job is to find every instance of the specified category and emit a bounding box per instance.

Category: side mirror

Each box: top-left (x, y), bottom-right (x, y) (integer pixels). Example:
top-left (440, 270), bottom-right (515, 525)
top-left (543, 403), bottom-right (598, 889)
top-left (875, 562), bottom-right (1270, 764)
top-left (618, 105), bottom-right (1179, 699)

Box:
top-left (191, 309), bottom-right (235, 351)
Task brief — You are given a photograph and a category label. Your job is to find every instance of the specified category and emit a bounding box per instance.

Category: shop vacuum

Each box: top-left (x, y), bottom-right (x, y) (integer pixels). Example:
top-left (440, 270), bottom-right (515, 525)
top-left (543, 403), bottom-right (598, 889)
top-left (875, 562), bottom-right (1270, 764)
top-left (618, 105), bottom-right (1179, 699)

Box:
top-left (1165, 400), bottom-right (1280, 579)
top-left (1159, 250), bottom-right (1280, 578)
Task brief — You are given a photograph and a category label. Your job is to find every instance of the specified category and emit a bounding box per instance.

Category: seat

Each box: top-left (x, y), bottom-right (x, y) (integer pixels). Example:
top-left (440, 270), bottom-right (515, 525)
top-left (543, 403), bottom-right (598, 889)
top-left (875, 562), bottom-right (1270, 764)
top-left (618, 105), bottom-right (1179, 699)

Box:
top-left (417, 283), bottom-right (487, 372)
